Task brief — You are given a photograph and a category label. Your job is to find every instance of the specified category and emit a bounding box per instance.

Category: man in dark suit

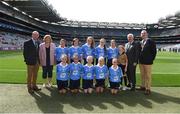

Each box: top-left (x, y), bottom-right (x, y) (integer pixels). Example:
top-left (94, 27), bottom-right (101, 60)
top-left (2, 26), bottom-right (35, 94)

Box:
top-left (125, 33), bottom-right (139, 91)
top-left (139, 30), bottom-right (157, 95)
top-left (23, 31), bottom-right (41, 94)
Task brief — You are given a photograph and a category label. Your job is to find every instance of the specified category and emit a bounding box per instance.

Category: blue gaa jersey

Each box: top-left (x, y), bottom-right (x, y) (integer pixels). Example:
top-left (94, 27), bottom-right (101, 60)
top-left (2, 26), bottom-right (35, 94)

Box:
top-left (82, 43), bottom-right (95, 59)
top-left (107, 47), bottom-right (119, 59)
top-left (55, 47), bottom-right (69, 62)
top-left (56, 63), bottom-right (69, 81)
top-left (68, 46), bottom-right (82, 60)
top-left (82, 64), bottom-right (95, 80)
top-left (109, 66), bottom-right (123, 82)
top-left (95, 46), bottom-right (107, 59)
top-left (94, 65), bottom-right (109, 79)
top-left (69, 62), bottom-right (83, 80)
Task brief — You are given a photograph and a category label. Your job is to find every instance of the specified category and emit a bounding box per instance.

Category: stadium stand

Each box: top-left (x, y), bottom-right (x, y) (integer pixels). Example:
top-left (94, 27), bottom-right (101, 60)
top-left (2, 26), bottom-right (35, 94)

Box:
top-left (0, 0), bottom-right (180, 51)
top-left (0, 32), bottom-right (30, 50)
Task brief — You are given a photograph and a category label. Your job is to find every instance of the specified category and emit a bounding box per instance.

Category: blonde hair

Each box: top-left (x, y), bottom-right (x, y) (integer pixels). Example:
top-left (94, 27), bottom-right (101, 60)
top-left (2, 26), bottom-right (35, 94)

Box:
top-left (111, 39), bottom-right (116, 44)
top-left (112, 58), bottom-right (117, 63)
top-left (43, 35), bottom-right (52, 43)
top-left (61, 54), bottom-right (67, 61)
top-left (73, 53), bottom-right (79, 59)
top-left (86, 56), bottom-right (93, 62)
top-left (98, 56), bottom-right (104, 62)
top-left (118, 45), bottom-right (125, 49)
top-left (100, 38), bottom-right (106, 43)
top-left (98, 56), bottom-right (105, 65)
top-left (60, 39), bottom-right (66, 45)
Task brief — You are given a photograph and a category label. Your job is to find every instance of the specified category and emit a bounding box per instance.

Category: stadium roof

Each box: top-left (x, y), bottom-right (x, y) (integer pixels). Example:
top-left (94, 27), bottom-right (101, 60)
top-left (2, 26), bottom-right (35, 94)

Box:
top-left (1, 0), bottom-right (64, 22)
top-left (1, 0), bottom-right (180, 29)
top-left (158, 11), bottom-right (180, 29)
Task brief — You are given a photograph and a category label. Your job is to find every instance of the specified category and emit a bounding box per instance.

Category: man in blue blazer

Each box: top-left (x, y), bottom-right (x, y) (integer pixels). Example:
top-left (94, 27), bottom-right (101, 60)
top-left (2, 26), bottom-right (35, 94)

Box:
top-left (139, 30), bottom-right (157, 95)
top-left (23, 31), bottom-right (41, 94)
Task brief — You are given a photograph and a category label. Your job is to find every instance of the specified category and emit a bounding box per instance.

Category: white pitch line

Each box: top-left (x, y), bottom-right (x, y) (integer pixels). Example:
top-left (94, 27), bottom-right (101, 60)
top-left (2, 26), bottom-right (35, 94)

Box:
top-left (0, 69), bottom-right (179, 74)
top-left (136, 72), bottom-right (180, 74)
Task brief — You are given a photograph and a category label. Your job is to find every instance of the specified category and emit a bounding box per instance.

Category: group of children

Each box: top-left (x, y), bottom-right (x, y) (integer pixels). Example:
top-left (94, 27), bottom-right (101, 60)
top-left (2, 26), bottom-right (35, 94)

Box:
top-left (40, 35), bottom-right (129, 94)
top-left (56, 54), bottom-right (123, 95)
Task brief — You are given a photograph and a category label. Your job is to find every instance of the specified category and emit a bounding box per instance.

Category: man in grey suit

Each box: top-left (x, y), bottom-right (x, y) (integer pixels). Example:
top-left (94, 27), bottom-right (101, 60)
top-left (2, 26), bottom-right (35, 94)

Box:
top-left (125, 33), bottom-right (139, 91)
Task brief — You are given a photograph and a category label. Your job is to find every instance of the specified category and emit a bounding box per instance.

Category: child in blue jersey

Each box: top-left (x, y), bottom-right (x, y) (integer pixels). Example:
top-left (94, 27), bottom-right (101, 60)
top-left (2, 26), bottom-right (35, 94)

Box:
top-left (94, 57), bottom-right (108, 93)
top-left (55, 39), bottom-right (69, 64)
top-left (107, 39), bottom-right (119, 68)
top-left (68, 38), bottom-right (82, 63)
top-left (69, 54), bottom-right (83, 93)
top-left (109, 58), bottom-right (123, 94)
top-left (82, 36), bottom-right (95, 65)
top-left (56, 54), bottom-right (69, 94)
top-left (82, 56), bottom-right (95, 94)
top-left (95, 38), bottom-right (107, 65)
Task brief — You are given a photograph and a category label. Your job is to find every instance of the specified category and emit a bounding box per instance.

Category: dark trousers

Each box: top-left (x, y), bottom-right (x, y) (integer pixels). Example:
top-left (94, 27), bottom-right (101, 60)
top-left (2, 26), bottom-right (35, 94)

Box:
top-left (42, 65), bottom-right (53, 79)
top-left (126, 63), bottom-right (136, 88)
top-left (120, 77), bottom-right (128, 86)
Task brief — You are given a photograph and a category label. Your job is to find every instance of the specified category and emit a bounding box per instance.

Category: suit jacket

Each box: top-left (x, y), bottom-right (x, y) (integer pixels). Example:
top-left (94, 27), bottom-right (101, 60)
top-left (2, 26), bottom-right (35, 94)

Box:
top-left (39, 42), bottom-right (56, 66)
top-left (23, 39), bottom-right (40, 65)
top-left (139, 38), bottom-right (157, 65)
top-left (125, 41), bottom-right (139, 64)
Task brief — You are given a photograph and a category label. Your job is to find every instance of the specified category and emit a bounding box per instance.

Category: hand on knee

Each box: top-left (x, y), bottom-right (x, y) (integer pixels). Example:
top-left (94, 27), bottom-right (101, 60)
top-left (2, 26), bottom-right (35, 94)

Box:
top-left (88, 88), bottom-right (93, 94)
top-left (84, 89), bottom-right (88, 94)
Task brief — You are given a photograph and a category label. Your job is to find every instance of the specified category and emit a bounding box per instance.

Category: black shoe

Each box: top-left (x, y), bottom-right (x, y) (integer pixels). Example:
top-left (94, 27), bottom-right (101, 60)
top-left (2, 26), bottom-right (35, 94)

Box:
top-left (127, 84), bottom-right (131, 88)
top-left (136, 86), bottom-right (146, 91)
top-left (130, 87), bottom-right (136, 91)
top-left (33, 86), bottom-right (41, 91)
top-left (28, 88), bottom-right (34, 94)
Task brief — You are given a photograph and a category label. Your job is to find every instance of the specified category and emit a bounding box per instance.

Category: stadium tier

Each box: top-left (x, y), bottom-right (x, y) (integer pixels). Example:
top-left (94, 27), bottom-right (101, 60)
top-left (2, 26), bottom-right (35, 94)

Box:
top-left (0, 0), bottom-right (180, 50)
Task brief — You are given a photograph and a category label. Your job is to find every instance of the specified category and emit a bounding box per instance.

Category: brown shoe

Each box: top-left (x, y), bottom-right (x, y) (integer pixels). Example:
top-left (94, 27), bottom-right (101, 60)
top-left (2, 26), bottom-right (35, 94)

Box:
top-left (137, 86), bottom-right (146, 91)
top-left (33, 86), bottom-right (41, 91)
top-left (144, 89), bottom-right (151, 95)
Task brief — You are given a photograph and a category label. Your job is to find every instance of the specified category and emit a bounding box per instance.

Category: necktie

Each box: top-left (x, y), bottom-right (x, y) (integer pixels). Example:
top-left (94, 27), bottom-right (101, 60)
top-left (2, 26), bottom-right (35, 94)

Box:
top-left (143, 39), bottom-right (146, 45)
top-left (35, 41), bottom-right (38, 49)
top-left (128, 42), bottom-right (131, 50)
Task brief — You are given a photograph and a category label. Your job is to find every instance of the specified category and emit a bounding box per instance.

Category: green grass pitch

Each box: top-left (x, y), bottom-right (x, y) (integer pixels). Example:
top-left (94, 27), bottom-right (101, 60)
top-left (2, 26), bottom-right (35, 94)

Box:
top-left (0, 51), bottom-right (180, 86)
top-left (0, 51), bottom-right (180, 113)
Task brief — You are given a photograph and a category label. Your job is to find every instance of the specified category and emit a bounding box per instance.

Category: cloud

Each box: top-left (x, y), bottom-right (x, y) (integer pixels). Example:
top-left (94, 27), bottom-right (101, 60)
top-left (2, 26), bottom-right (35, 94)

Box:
top-left (47, 0), bottom-right (180, 23)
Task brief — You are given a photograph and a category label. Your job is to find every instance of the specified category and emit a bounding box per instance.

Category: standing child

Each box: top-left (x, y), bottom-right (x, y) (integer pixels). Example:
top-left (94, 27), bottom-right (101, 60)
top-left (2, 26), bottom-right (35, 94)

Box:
top-left (82, 36), bottom-right (95, 64)
top-left (109, 58), bottom-right (123, 94)
top-left (94, 57), bottom-right (108, 93)
top-left (94, 38), bottom-right (107, 65)
top-left (55, 39), bottom-right (69, 64)
top-left (56, 54), bottom-right (69, 94)
top-left (82, 56), bottom-right (95, 94)
top-left (69, 54), bottom-right (83, 93)
top-left (68, 38), bottom-right (82, 63)
top-left (118, 45), bottom-right (128, 90)
top-left (107, 39), bottom-right (119, 68)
